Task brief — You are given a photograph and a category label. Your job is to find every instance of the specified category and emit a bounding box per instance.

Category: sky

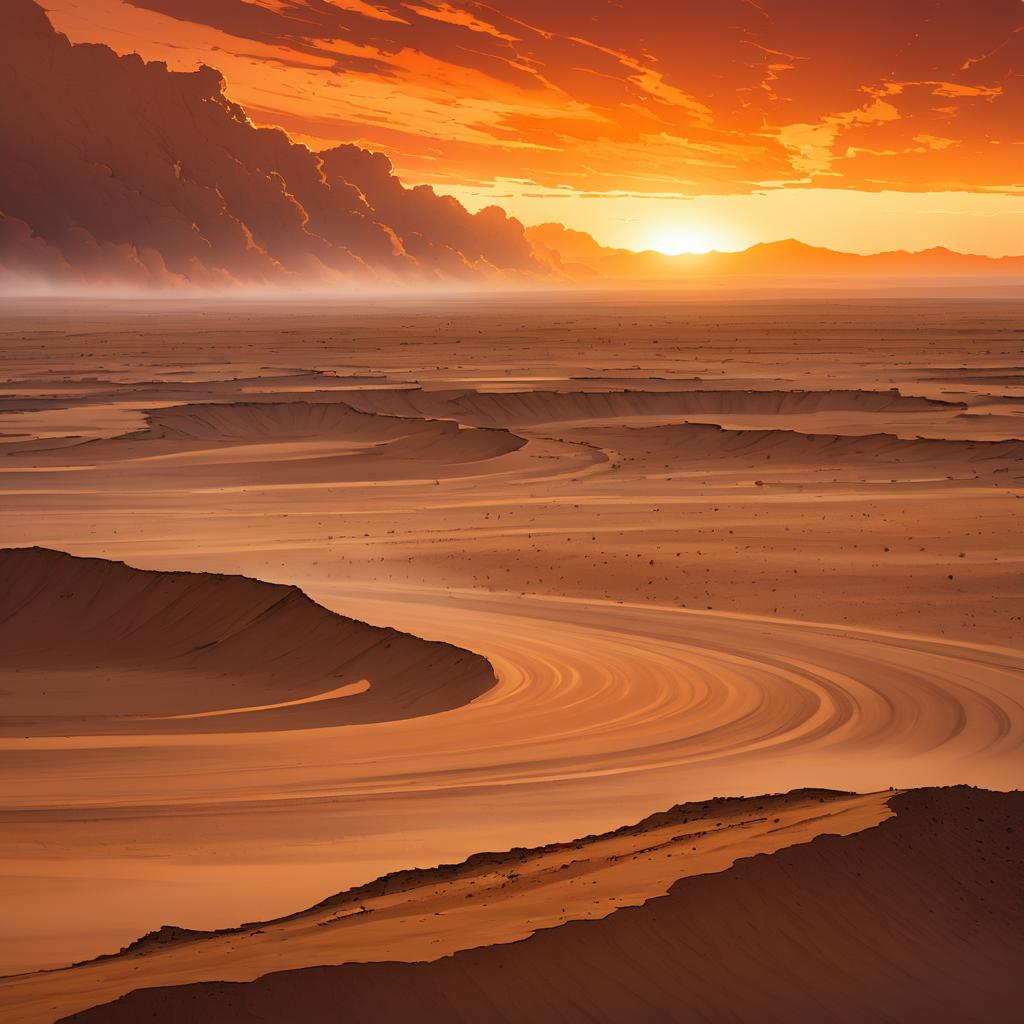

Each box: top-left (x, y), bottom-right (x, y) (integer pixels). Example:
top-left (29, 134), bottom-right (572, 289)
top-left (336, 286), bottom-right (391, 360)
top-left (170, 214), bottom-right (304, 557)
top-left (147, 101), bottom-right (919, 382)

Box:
top-left (37, 0), bottom-right (1024, 256)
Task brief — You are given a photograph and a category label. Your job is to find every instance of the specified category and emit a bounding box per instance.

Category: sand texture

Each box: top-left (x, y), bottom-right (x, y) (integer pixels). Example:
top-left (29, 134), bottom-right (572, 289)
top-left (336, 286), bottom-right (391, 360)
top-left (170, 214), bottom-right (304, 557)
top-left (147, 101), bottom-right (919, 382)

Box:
top-left (0, 297), bottom-right (1021, 1020)
top-left (59, 787), bottom-right (1024, 1024)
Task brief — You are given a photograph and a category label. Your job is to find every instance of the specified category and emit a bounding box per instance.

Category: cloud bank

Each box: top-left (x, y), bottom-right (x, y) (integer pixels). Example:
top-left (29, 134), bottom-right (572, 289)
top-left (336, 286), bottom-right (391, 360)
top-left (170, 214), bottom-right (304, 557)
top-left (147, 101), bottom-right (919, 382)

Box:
top-left (0, 0), bottom-right (540, 290)
top-left (43, 0), bottom-right (1024, 199)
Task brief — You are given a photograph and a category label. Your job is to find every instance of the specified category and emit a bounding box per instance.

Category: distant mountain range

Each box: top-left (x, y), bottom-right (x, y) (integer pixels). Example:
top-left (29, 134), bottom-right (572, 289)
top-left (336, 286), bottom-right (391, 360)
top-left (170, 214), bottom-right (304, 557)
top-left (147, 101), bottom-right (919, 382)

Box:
top-left (527, 223), bottom-right (1024, 283)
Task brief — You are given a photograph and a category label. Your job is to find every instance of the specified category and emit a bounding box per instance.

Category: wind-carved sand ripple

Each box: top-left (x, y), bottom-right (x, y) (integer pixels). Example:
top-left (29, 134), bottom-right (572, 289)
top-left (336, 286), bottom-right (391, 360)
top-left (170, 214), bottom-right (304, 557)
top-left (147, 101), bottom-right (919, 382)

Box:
top-left (6, 576), bottom-right (1017, 799)
top-left (357, 587), bottom-right (1024, 791)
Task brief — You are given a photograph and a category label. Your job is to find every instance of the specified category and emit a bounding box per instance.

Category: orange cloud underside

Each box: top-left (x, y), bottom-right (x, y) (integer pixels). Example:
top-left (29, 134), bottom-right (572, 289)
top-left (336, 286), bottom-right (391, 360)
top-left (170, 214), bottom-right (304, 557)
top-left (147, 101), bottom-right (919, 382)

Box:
top-left (44, 0), bottom-right (1024, 251)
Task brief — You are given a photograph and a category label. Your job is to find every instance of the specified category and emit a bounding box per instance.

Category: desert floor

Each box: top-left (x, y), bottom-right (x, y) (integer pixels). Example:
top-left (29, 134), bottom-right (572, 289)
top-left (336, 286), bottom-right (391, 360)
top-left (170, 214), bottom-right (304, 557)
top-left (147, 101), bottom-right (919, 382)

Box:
top-left (0, 295), bottom-right (1021, 1020)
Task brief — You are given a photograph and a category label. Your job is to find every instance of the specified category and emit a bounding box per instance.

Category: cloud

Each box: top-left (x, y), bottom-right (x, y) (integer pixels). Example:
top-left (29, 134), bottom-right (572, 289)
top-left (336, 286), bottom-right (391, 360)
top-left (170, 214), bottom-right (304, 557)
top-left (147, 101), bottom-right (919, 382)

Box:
top-left (0, 0), bottom-right (542, 289)
top-left (42, 0), bottom-right (1024, 198)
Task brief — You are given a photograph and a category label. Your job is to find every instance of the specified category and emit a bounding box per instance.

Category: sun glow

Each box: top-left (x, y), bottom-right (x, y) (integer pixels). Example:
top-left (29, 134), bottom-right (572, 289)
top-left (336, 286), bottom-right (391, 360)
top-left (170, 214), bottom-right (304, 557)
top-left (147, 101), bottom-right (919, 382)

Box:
top-left (645, 227), bottom-right (722, 255)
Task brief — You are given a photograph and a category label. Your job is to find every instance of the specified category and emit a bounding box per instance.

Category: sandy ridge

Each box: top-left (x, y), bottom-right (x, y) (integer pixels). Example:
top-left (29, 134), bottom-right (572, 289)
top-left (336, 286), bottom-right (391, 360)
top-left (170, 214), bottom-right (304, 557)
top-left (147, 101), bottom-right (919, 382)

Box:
top-left (62, 786), bottom-right (1024, 1024)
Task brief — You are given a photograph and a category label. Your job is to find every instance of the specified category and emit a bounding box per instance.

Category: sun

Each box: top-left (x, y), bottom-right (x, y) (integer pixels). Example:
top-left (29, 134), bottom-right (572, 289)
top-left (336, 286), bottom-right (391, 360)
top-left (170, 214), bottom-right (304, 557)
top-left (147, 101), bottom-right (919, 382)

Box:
top-left (645, 227), bottom-right (719, 255)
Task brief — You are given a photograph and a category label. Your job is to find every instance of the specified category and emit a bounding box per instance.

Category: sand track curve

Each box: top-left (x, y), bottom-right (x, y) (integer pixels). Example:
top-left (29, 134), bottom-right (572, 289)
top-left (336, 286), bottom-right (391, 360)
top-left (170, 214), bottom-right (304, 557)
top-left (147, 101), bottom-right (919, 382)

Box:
top-left (2, 577), bottom-right (1020, 980)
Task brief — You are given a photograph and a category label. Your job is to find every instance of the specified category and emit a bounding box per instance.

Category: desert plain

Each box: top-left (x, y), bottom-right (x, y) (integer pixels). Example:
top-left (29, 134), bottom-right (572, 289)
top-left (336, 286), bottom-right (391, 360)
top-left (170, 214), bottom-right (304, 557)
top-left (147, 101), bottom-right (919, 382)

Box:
top-left (0, 296), bottom-right (1021, 1022)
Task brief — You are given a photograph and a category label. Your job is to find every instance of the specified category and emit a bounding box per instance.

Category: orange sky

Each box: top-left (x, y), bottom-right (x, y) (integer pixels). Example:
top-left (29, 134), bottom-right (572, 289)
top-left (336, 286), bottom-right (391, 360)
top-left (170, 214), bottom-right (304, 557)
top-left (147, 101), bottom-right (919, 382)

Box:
top-left (44, 0), bottom-right (1024, 255)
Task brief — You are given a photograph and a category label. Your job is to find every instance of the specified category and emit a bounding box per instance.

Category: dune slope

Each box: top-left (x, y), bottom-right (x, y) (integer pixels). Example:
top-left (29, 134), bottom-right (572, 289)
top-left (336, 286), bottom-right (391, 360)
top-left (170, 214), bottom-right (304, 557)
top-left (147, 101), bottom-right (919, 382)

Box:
top-left (67, 786), bottom-right (1023, 1024)
top-left (0, 790), bottom-right (889, 1023)
top-left (0, 547), bottom-right (496, 734)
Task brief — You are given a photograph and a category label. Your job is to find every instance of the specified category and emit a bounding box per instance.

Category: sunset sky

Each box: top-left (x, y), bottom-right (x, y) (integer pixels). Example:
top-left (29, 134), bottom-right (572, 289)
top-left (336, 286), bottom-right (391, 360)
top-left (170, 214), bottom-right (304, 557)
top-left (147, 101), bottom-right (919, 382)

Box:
top-left (38, 0), bottom-right (1024, 255)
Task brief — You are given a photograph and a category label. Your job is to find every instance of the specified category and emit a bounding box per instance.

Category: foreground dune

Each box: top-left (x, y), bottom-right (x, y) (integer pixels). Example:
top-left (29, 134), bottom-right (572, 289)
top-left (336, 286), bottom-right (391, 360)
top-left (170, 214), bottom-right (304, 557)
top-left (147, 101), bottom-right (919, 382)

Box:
top-left (62, 786), bottom-right (1024, 1023)
top-left (1, 789), bottom-right (891, 1023)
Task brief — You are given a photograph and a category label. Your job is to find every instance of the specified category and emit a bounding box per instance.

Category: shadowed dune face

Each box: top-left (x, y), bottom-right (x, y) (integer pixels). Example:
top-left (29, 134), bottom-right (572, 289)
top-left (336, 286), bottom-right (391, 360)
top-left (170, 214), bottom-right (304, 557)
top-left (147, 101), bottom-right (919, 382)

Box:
top-left (136, 402), bottom-right (426, 444)
top-left (62, 787), bottom-right (1024, 1024)
top-left (448, 387), bottom-right (965, 424)
top-left (0, 548), bottom-right (496, 734)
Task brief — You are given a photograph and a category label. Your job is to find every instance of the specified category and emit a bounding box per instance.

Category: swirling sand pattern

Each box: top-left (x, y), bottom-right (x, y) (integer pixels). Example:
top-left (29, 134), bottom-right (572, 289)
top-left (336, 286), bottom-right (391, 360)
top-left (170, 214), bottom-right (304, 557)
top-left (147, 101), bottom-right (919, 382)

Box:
top-left (0, 301), bottom-right (1022, 1017)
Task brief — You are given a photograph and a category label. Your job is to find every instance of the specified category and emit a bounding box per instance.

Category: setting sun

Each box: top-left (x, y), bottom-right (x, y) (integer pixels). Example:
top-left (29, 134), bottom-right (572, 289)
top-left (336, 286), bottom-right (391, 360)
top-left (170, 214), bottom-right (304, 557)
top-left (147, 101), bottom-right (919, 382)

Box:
top-left (645, 228), bottom-right (722, 256)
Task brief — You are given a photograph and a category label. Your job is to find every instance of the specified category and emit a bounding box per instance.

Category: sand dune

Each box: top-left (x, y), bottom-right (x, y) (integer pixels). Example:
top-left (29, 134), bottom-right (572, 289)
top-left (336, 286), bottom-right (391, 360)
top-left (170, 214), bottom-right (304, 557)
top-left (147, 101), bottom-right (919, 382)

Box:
top-left (1, 790), bottom-right (890, 1023)
top-left (0, 547), bottom-right (495, 735)
top-left (329, 385), bottom-right (960, 425)
top-left (135, 401), bottom-right (436, 444)
top-left (14, 401), bottom-right (529, 485)
top-left (317, 385), bottom-right (1012, 443)
top-left (2, 577), bottom-right (1020, 985)
top-left (58, 399), bottom-right (525, 455)
top-left (453, 386), bottom-right (963, 424)
top-left (61, 786), bottom-right (1024, 1024)
top-left (586, 421), bottom-right (1024, 472)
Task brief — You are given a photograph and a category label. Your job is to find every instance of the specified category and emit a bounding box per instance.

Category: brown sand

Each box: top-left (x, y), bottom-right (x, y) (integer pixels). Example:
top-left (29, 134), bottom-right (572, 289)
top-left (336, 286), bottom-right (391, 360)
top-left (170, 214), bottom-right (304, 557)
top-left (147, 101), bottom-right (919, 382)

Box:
top-left (0, 547), bottom-right (495, 734)
top-left (62, 787), bottom-right (1024, 1024)
top-left (0, 296), bottom-right (1021, 1012)
top-left (2, 789), bottom-right (891, 1023)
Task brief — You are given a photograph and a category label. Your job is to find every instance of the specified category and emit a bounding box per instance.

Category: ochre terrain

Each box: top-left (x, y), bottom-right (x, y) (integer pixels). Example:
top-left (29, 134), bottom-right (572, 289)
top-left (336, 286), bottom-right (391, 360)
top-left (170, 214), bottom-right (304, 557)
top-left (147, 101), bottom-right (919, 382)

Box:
top-left (61, 787), bottom-right (1024, 1024)
top-left (0, 298), bottom-right (1021, 1020)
